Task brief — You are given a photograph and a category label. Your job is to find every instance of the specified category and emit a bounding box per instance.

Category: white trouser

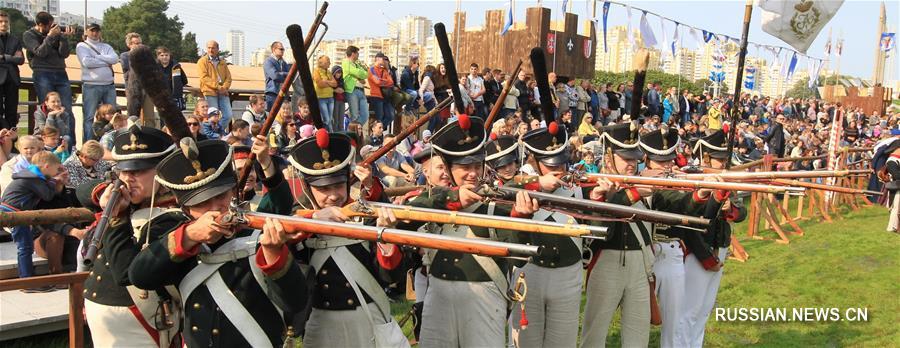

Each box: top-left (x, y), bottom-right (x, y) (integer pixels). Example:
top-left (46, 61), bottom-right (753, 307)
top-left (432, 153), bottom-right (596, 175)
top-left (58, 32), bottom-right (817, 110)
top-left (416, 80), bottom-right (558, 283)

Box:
top-left (888, 193), bottom-right (899, 231)
top-left (581, 250), bottom-right (650, 348)
top-left (84, 299), bottom-right (159, 348)
top-left (414, 266), bottom-right (429, 303)
top-left (303, 303), bottom-right (385, 348)
top-left (509, 262), bottom-right (583, 348)
top-left (680, 247), bottom-right (728, 348)
top-left (652, 241), bottom-right (686, 348)
top-left (419, 277), bottom-right (506, 347)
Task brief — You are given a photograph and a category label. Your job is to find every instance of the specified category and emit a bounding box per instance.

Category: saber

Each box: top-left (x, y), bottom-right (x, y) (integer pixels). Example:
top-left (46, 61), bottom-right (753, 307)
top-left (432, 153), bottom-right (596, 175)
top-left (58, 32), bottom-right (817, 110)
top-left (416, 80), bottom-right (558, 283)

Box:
top-left (220, 209), bottom-right (542, 258)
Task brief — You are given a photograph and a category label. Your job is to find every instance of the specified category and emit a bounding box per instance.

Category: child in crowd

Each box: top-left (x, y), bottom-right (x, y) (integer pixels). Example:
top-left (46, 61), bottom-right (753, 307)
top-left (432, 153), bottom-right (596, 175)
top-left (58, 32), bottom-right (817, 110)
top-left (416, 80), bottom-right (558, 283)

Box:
top-left (100, 114), bottom-right (128, 155)
top-left (33, 91), bottom-right (71, 138)
top-left (200, 107), bottom-right (225, 140)
top-left (0, 136), bottom-right (43, 192)
top-left (90, 104), bottom-right (118, 140)
top-left (0, 151), bottom-right (67, 290)
top-left (40, 126), bottom-right (70, 163)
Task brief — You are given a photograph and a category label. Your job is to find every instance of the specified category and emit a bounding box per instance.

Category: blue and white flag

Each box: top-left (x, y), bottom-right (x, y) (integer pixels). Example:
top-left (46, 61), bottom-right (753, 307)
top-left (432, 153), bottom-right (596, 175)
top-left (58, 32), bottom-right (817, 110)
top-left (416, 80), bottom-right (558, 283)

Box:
top-left (561, 0), bottom-right (568, 13)
top-left (639, 11), bottom-right (657, 48)
top-left (808, 58), bottom-right (823, 88)
top-left (501, 0), bottom-right (514, 35)
top-left (602, 1), bottom-right (611, 52)
top-left (702, 30), bottom-right (714, 43)
top-left (670, 23), bottom-right (680, 57)
top-left (786, 52), bottom-right (798, 79)
top-left (881, 32), bottom-right (896, 52)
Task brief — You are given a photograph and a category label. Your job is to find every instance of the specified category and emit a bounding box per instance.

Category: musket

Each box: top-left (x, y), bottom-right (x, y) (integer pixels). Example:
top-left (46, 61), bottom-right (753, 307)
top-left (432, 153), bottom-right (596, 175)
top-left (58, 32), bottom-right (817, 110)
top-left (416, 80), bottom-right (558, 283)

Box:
top-left (383, 185), bottom-right (426, 197)
top-left (237, 3), bottom-right (329, 197)
top-left (220, 209), bottom-right (542, 258)
top-left (83, 178), bottom-right (122, 266)
top-left (294, 201), bottom-right (607, 239)
top-left (579, 173), bottom-right (806, 194)
top-left (770, 179), bottom-right (882, 196)
top-left (484, 59), bottom-right (523, 129)
top-left (480, 186), bottom-right (710, 228)
top-left (0, 207), bottom-right (95, 227)
top-left (361, 97), bottom-right (452, 167)
top-left (677, 169), bottom-right (872, 181)
top-left (730, 155), bottom-right (827, 171)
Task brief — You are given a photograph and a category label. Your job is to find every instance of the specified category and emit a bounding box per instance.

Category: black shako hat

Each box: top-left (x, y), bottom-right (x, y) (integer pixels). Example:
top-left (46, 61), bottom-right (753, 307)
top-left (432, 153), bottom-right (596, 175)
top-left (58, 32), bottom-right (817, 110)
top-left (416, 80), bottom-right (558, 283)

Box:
top-left (485, 134), bottom-right (520, 169)
top-left (111, 122), bottom-right (175, 171)
top-left (413, 144), bottom-right (435, 164)
top-left (640, 126), bottom-right (680, 162)
top-left (288, 129), bottom-right (355, 187)
top-left (600, 121), bottom-right (643, 160)
top-left (522, 121), bottom-right (568, 167)
top-left (155, 138), bottom-right (235, 207)
top-left (430, 114), bottom-right (486, 165)
top-left (692, 129), bottom-right (730, 159)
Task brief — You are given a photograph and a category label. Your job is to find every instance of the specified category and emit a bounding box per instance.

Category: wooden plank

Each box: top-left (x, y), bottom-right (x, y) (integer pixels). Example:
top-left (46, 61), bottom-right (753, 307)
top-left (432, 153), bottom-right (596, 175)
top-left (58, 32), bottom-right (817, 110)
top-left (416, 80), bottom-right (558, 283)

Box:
top-left (0, 272), bottom-right (88, 292)
top-left (69, 282), bottom-right (85, 348)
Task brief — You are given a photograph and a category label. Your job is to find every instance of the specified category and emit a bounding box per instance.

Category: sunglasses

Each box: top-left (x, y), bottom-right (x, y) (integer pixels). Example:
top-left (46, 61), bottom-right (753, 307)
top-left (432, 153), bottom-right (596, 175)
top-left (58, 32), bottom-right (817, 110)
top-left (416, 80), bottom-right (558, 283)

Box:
top-left (187, 122), bottom-right (200, 126)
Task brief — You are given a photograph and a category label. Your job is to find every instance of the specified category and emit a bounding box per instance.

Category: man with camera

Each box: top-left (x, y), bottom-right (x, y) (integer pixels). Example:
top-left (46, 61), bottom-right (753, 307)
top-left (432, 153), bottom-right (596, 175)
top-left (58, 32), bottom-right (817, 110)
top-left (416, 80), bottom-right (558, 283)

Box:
top-left (23, 11), bottom-right (76, 141)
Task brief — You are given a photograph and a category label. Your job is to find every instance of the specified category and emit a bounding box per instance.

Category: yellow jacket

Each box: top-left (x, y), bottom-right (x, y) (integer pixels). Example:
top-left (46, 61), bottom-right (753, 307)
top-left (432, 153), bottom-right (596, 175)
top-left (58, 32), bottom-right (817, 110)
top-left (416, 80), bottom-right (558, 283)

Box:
top-left (707, 106), bottom-right (722, 130)
top-left (197, 54), bottom-right (232, 96)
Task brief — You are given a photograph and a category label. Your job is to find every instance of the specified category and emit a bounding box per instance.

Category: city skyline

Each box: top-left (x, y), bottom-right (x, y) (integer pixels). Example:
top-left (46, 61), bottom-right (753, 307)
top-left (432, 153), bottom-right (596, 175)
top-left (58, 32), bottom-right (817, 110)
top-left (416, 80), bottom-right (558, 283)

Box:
top-left (49, 0), bottom-right (898, 87)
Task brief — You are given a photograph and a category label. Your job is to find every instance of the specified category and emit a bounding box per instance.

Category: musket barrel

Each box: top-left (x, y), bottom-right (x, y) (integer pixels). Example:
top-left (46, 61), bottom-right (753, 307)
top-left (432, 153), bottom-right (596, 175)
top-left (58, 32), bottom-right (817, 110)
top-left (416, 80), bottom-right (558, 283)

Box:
top-left (360, 201), bottom-right (608, 238)
top-left (491, 187), bottom-right (710, 227)
top-left (583, 174), bottom-right (805, 194)
top-left (677, 169), bottom-right (871, 180)
top-left (231, 211), bottom-right (542, 258)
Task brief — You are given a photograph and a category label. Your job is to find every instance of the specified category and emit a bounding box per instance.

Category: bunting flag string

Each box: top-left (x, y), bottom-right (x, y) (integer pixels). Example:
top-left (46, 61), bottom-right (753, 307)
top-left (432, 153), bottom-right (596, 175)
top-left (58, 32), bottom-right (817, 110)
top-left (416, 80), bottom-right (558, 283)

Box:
top-left (595, 0), bottom-right (825, 66)
top-left (639, 11), bottom-right (657, 48)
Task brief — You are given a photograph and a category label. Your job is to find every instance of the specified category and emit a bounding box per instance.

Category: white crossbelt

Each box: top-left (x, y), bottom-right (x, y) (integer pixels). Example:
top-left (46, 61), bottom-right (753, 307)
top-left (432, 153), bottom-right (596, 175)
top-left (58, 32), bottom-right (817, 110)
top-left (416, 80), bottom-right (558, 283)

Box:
top-left (531, 185), bottom-right (583, 250)
top-left (438, 202), bottom-right (512, 301)
top-left (178, 231), bottom-right (278, 348)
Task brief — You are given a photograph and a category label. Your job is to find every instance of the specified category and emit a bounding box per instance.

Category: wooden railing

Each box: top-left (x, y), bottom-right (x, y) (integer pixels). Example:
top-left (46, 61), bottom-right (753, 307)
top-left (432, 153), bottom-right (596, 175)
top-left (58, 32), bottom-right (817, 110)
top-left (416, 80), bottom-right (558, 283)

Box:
top-left (0, 272), bottom-right (89, 347)
top-left (16, 78), bottom-right (266, 134)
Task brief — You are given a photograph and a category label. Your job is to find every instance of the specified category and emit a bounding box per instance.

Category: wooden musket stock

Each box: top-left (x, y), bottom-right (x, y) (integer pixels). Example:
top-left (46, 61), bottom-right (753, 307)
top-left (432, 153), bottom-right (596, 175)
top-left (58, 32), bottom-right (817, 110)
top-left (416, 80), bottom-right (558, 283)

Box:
top-left (484, 59), bottom-right (523, 129)
top-left (361, 97), bottom-right (452, 167)
top-left (296, 201), bottom-right (608, 238)
top-left (237, 2), bottom-right (329, 197)
top-left (221, 210), bottom-right (542, 258)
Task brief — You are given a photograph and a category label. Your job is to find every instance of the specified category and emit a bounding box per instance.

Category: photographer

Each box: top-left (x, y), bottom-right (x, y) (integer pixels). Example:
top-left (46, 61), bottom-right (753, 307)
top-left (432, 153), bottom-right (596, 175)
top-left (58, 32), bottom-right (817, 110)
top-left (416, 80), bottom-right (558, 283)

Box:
top-left (22, 12), bottom-right (75, 141)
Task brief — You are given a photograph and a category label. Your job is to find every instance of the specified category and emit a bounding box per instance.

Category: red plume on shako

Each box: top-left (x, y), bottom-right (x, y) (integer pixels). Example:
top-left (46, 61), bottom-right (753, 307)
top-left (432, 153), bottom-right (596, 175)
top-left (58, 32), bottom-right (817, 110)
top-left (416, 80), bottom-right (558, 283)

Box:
top-left (457, 114), bottom-right (476, 145)
top-left (548, 121), bottom-right (559, 135)
top-left (490, 132), bottom-right (498, 141)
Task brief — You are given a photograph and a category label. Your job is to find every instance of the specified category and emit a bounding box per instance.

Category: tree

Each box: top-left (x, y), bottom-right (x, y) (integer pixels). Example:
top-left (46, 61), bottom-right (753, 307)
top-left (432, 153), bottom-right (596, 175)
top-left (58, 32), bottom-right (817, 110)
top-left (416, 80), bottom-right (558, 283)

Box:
top-left (179, 31), bottom-right (200, 62)
top-left (1, 8), bottom-right (32, 35)
top-left (785, 77), bottom-right (817, 99)
top-left (102, 0), bottom-right (188, 60)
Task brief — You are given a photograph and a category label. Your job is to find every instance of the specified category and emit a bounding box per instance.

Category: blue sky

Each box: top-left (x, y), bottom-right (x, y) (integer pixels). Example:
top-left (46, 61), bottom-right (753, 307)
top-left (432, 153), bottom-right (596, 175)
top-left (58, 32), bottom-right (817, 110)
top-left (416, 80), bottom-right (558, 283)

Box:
top-left (62, 0), bottom-right (897, 79)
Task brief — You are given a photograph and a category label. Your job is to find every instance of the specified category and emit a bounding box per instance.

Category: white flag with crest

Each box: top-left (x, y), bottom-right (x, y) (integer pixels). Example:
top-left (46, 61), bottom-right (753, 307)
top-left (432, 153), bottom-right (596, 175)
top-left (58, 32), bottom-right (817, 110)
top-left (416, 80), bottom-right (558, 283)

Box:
top-left (759, 0), bottom-right (844, 53)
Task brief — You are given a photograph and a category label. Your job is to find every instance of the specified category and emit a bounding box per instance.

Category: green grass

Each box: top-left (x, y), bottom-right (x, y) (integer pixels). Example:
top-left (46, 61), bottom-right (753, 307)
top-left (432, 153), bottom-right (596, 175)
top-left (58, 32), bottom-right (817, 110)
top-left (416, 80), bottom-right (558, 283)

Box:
top-left (5, 205), bottom-right (898, 347)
